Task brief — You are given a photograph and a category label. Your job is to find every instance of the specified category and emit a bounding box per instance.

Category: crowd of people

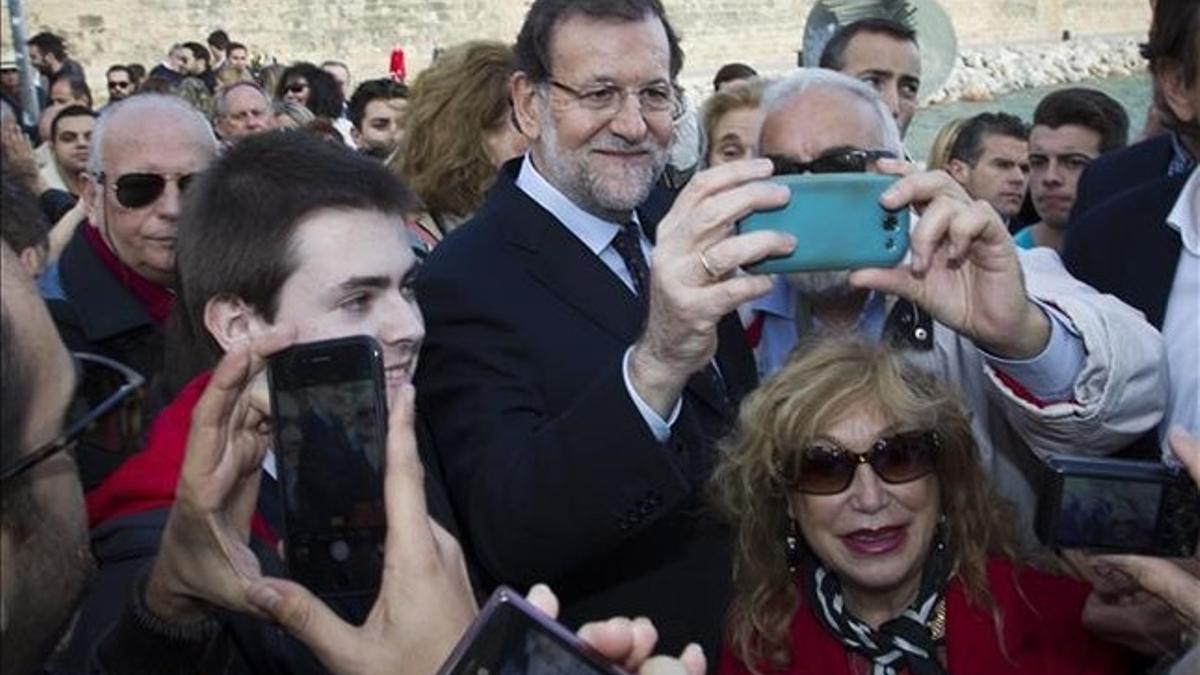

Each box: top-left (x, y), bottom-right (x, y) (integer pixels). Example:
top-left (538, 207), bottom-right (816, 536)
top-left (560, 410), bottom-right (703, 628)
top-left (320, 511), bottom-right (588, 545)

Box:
top-left (0, 0), bottom-right (1197, 674)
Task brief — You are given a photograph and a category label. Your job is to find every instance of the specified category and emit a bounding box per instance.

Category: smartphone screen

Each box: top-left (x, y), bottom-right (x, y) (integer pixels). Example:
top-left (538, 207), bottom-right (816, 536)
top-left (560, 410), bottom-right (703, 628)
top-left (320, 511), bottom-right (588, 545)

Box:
top-left (439, 588), bottom-right (627, 675)
top-left (1055, 475), bottom-right (1163, 550)
top-left (270, 336), bottom-right (388, 597)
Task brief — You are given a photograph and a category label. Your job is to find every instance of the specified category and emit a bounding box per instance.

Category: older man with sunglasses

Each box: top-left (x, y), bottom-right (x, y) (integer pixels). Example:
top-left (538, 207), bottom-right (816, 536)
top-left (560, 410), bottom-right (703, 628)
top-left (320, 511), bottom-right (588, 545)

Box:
top-left (46, 93), bottom-right (218, 486)
top-left (744, 69), bottom-right (1166, 548)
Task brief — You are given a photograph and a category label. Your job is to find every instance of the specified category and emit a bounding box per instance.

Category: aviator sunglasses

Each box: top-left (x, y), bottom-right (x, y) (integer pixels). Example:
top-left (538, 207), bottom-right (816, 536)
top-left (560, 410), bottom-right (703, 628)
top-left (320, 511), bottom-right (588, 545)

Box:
top-left (100, 172), bottom-right (196, 209)
top-left (767, 148), bottom-right (897, 176)
top-left (787, 430), bottom-right (941, 495)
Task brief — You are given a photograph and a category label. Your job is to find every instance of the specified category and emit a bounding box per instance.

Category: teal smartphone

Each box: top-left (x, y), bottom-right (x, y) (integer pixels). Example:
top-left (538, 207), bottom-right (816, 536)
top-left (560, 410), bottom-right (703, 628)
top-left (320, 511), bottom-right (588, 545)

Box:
top-left (739, 173), bottom-right (909, 274)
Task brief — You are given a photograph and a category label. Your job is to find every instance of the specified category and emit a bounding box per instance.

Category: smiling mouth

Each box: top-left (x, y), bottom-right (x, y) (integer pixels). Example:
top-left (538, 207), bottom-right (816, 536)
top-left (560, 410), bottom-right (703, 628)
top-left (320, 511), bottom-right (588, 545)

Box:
top-left (840, 525), bottom-right (908, 556)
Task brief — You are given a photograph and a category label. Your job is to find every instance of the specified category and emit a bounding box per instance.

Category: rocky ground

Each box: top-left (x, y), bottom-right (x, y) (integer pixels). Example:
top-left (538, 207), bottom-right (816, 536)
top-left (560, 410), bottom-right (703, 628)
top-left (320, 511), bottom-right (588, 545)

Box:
top-left (924, 35), bottom-right (1145, 104)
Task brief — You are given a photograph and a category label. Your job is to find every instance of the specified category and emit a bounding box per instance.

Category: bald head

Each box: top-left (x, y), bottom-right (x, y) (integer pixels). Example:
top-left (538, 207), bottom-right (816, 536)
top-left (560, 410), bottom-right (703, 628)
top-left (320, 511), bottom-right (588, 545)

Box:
top-left (760, 69), bottom-right (902, 160)
top-left (87, 94), bottom-right (217, 176)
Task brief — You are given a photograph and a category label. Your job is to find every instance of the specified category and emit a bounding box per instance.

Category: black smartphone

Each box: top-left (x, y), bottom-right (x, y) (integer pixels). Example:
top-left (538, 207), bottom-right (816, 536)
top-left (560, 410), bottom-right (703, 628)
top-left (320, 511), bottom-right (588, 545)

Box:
top-left (437, 586), bottom-right (630, 675)
top-left (268, 335), bottom-right (389, 598)
top-left (1036, 454), bottom-right (1200, 556)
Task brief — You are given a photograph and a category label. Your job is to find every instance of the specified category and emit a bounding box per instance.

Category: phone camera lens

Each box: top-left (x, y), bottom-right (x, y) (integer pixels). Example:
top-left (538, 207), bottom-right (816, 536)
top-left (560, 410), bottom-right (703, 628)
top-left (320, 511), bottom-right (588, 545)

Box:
top-left (883, 213), bottom-right (899, 231)
top-left (884, 236), bottom-right (896, 251)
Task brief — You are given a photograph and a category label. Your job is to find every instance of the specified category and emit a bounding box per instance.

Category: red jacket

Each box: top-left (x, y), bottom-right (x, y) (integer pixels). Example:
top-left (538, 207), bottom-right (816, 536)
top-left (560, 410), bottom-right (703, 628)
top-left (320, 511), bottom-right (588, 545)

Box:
top-left (719, 559), bottom-right (1127, 675)
top-left (87, 371), bottom-right (278, 544)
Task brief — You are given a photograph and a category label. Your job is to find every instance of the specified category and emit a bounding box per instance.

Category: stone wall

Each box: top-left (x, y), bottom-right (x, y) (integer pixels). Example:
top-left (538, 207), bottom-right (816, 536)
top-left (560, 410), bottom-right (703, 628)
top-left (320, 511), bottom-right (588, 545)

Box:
top-left (3, 0), bottom-right (1150, 95)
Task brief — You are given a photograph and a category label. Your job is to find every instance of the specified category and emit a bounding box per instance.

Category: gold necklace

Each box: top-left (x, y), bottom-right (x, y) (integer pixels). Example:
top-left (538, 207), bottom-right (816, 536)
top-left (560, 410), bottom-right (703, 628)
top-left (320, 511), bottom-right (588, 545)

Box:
top-left (929, 598), bottom-right (947, 640)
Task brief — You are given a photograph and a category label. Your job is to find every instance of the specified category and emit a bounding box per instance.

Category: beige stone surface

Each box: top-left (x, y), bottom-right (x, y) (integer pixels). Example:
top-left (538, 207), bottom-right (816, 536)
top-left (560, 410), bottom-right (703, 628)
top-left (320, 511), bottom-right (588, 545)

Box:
top-left (4, 0), bottom-right (1150, 96)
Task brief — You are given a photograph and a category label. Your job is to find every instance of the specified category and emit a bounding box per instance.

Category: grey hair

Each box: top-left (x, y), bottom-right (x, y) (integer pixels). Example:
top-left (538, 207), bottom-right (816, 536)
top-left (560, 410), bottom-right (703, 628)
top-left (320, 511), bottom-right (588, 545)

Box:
top-left (86, 94), bottom-right (218, 176)
top-left (214, 80), bottom-right (268, 118)
top-left (320, 59), bottom-right (350, 73)
top-left (762, 68), bottom-right (904, 157)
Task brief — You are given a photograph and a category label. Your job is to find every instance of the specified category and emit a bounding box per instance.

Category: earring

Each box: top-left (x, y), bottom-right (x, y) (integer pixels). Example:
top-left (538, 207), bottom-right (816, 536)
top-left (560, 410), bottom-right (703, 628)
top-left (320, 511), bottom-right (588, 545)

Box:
top-left (786, 517), bottom-right (801, 574)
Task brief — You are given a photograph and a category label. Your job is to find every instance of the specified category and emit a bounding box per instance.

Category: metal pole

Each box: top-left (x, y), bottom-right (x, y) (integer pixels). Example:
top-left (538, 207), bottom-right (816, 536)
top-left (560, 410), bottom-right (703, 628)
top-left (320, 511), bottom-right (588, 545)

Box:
top-left (6, 0), bottom-right (42, 129)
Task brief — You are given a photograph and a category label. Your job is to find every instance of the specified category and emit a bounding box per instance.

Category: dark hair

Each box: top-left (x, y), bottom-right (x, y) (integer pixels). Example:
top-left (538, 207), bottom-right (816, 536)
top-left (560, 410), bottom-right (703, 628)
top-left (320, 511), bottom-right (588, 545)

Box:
top-left (0, 171), bottom-right (50, 254)
top-left (1143, 0), bottom-right (1200, 86)
top-left (106, 64), bottom-right (132, 80)
top-left (1032, 87), bottom-right (1129, 154)
top-left (818, 18), bottom-right (918, 71)
top-left (277, 62), bottom-right (344, 118)
top-left (184, 41), bottom-right (212, 68)
top-left (949, 112), bottom-right (1029, 165)
top-left (207, 29), bottom-right (230, 51)
top-left (712, 62), bottom-right (757, 90)
top-left (26, 32), bottom-right (67, 60)
top-left (49, 71), bottom-right (92, 107)
top-left (137, 76), bottom-right (175, 95)
top-left (127, 63), bottom-right (147, 83)
top-left (169, 131), bottom-right (416, 389)
top-left (50, 104), bottom-right (96, 141)
top-left (347, 78), bottom-right (409, 130)
top-left (514, 0), bottom-right (684, 83)
top-left (227, 42), bottom-right (248, 54)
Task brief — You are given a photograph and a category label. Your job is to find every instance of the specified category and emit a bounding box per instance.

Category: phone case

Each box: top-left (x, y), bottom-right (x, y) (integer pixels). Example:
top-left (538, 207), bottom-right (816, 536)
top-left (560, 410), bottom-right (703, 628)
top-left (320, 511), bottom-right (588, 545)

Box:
top-left (739, 173), bottom-right (909, 274)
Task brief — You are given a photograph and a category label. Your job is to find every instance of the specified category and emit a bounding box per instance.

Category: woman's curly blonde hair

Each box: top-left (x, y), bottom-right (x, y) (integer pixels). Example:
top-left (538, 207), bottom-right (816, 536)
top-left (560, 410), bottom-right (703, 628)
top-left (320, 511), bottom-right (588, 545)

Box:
top-left (392, 40), bottom-right (517, 221)
top-left (709, 337), bottom-right (1018, 672)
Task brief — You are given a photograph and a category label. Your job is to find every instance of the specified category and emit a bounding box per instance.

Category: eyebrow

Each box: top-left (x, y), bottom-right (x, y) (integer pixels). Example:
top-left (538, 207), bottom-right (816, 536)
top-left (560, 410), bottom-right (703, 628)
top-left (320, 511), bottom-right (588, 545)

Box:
top-left (337, 275), bottom-right (392, 293)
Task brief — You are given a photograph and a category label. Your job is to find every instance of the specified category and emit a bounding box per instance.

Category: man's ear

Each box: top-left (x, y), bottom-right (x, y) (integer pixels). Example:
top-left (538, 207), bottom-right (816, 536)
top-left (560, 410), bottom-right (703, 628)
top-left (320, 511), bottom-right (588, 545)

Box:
top-left (1157, 63), bottom-right (1199, 124)
top-left (510, 72), bottom-right (542, 143)
top-left (17, 246), bottom-right (46, 279)
top-left (204, 295), bottom-right (271, 354)
top-left (82, 173), bottom-right (102, 227)
top-left (349, 125), bottom-right (363, 147)
top-left (945, 158), bottom-right (971, 185)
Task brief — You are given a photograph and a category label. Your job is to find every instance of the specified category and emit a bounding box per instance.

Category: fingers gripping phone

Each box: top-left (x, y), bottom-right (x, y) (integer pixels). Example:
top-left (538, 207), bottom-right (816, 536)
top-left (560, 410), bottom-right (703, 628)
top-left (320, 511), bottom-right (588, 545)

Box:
top-left (438, 587), bottom-right (630, 675)
top-left (738, 173), bottom-right (910, 274)
top-left (1036, 455), bottom-right (1200, 556)
top-left (268, 336), bottom-right (389, 598)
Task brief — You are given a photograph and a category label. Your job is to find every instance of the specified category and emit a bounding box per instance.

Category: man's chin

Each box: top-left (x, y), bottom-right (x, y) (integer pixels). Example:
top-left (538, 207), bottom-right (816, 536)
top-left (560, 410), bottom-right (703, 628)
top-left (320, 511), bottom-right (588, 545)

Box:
top-left (785, 270), bottom-right (855, 301)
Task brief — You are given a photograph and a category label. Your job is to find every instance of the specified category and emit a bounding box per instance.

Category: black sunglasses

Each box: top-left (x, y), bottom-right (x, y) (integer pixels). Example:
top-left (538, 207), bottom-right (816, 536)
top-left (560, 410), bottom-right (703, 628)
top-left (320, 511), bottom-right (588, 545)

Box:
top-left (0, 353), bottom-right (145, 483)
top-left (286, 82), bottom-right (308, 93)
top-left (101, 172), bottom-right (195, 209)
top-left (767, 148), bottom-right (897, 176)
top-left (788, 430), bottom-right (940, 495)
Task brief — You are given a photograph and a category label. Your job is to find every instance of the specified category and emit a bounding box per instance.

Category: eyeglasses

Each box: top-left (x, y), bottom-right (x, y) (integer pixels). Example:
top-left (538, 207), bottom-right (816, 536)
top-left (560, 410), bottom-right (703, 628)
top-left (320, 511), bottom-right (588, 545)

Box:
top-left (545, 78), bottom-right (682, 120)
top-left (286, 82), bottom-right (309, 94)
top-left (767, 148), bottom-right (898, 176)
top-left (0, 353), bottom-right (145, 483)
top-left (788, 430), bottom-right (940, 495)
top-left (99, 172), bottom-right (195, 209)
top-left (108, 80), bottom-right (132, 90)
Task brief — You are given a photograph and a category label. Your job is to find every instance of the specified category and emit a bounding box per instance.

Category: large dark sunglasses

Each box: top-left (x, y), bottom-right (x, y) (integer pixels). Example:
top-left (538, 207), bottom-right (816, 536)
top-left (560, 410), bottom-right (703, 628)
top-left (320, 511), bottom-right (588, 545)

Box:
top-left (767, 148), bottom-right (897, 176)
top-left (101, 172), bottom-right (195, 209)
top-left (286, 82), bottom-right (309, 94)
top-left (0, 353), bottom-right (145, 483)
top-left (788, 430), bottom-right (940, 495)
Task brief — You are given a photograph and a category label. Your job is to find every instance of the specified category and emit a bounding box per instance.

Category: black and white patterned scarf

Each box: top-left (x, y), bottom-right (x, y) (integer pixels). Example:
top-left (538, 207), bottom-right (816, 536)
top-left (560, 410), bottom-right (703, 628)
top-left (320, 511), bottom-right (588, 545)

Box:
top-left (804, 535), bottom-right (951, 675)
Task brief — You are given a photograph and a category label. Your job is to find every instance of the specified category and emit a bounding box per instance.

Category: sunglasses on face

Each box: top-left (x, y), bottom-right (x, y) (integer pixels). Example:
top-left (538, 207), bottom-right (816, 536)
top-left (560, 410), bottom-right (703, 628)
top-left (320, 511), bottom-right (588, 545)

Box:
top-left (101, 172), bottom-right (195, 209)
top-left (286, 82), bottom-right (309, 94)
top-left (767, 148), bottom-right (897, 176)
top-left (788, 430), bottom-right (940, 495)
top-left (108, 80), bottom-right (132, 90)
top-left (0, 353), bottom-right (145, 484)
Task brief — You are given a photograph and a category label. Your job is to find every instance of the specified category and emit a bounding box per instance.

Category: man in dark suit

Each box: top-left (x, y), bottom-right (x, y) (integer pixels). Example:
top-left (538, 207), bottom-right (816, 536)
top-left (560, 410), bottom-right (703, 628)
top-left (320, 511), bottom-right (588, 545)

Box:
top-left (1068, 0), bottom-right (1197, 223)
top-left (414, 0), bottom-right (797, 656)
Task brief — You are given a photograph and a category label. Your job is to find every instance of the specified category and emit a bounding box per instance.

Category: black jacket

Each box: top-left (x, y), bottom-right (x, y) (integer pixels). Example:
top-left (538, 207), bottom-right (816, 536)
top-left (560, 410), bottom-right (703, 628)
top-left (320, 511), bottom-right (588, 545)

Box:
top-left (415, 158), bottom-right (758, 656)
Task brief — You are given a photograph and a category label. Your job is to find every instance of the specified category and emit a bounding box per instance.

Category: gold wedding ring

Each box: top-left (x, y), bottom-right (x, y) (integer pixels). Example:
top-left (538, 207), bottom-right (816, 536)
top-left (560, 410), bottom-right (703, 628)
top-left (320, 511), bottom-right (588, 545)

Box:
top-left (698, 249), bottom-right (720, 280)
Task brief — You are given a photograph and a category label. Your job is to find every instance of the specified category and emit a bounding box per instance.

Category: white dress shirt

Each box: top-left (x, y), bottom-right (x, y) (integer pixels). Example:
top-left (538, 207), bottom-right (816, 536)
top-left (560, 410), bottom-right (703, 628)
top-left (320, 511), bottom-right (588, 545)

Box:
top-left (1163, 166), bottom-right (1200, 461)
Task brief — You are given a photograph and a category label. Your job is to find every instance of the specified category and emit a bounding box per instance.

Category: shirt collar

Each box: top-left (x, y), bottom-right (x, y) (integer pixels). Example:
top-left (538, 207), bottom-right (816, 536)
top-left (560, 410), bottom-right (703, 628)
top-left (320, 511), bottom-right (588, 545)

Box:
top-left (1167, 166), bottom-right (1200, 255)
top-left (515, 154), bottom-right (636, 255)
top-left (1169, 131), bottom-right (1198, 177)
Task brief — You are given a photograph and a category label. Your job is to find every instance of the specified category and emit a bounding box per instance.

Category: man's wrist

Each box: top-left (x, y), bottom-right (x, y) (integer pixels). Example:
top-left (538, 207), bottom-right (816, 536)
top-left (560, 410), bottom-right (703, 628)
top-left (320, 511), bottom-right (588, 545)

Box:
top-left (145, 556), bottom-right (209, 624)
top-left (981, 300), bottom-right (1051, 360)
top-left (628, 342), bottom-right (687, 418)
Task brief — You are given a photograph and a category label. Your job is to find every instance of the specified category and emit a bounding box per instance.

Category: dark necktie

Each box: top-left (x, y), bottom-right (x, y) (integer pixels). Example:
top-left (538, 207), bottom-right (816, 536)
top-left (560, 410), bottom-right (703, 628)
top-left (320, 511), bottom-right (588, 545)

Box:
top-left (611, 220), bottom-right (650, 304)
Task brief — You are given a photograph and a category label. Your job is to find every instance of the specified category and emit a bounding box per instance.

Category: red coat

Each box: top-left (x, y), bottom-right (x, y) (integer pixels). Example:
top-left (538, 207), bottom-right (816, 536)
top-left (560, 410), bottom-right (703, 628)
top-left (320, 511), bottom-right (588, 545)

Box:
top-left (719, 559), bottom-right (1128, 675)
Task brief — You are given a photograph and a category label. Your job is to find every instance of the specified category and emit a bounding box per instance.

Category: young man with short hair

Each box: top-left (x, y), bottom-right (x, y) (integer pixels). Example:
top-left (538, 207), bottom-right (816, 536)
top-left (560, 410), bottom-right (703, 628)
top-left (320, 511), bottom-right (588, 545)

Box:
top-left (40, 105), bottom-right (96, 197)
top-left (819, 18), bottom-right (921, 137)
top-left (48, 72), bottom-right (92, 108)
top-left (347, 77), bottom-right (409, 159)
top-left (226, 42), bottom-right (250, 70)
top-left (105, 65), bottom-right (135, 104)
top-left (946, 112), bottom-right (1031, 221)
top-left (1014, 88), bottom-right (1128, 252)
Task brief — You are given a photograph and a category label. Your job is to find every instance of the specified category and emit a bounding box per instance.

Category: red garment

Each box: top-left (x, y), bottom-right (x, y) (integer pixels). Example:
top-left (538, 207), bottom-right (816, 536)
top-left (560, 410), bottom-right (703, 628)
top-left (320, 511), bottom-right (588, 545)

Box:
top-left (87, 371), bottom-right (278, 545)
top-left (82, 223), bottom-right (176, 326)
top-left (719, 559), bottom-right (1128, 675)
